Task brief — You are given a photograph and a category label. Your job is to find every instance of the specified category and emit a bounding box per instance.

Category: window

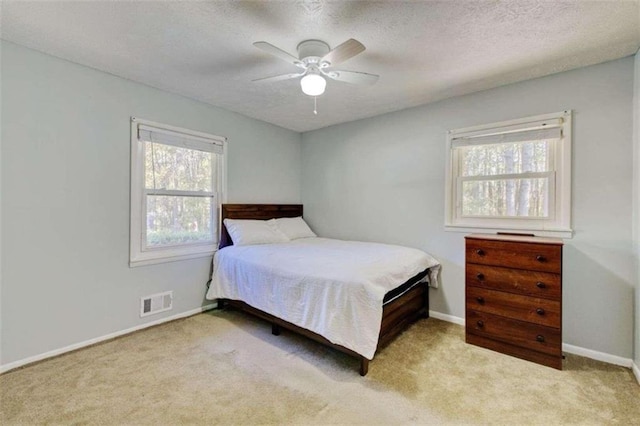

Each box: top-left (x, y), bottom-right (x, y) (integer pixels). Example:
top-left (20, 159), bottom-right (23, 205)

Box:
top-left (445, 111), bottom-right (572, 238)
top-left (130, 118), bottom-right (226, 266)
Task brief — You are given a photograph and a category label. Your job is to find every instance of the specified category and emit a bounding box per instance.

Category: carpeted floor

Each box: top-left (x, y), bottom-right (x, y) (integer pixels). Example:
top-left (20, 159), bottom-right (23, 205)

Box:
top-left (1, 309), bottom-right (639, 425)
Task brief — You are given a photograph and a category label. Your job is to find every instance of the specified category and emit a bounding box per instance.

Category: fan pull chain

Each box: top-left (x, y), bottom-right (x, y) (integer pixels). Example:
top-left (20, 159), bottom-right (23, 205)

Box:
top-left (313, 96), bottom-right (318, 115)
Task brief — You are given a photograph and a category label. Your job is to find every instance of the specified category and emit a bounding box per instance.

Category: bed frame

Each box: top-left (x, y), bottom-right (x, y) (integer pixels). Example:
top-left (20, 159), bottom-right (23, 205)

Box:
top-left (216, 204), bottom-right (430, 376)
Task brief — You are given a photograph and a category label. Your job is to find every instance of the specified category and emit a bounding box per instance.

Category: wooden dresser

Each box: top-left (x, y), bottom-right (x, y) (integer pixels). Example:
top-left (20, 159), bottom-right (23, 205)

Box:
top-left (465, 234), bottom-right (564, 369)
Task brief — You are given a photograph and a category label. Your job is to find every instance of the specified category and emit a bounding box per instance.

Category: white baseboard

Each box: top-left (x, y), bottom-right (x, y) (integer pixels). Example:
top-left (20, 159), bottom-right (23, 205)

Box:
top-left (3, 305), bottom-right (636, 380)
top-left (561, 343), bottom-right (633, 368)
top-left (0, 303), bottom-right (217, 375)
top-left (429, 310), bottom-right (635, 370)
top-left (429, 310), bottom-right (465, 326)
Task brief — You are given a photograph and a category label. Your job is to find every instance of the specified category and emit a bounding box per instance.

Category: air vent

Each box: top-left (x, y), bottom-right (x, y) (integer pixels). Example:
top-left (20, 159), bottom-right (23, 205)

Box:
top-left (140, 291), bottom-right (173, 317)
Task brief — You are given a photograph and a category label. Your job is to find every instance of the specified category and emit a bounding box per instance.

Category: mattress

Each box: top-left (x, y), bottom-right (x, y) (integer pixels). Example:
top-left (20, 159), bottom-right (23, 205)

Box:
top-left (205, 237), bottom-right (441, 359)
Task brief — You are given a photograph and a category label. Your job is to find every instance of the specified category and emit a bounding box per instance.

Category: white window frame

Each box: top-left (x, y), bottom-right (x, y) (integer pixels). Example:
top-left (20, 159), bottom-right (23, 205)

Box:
top-left (130, 117), bottom-right (227, 267)
top-left (444, 111), bottom-right (572, 238)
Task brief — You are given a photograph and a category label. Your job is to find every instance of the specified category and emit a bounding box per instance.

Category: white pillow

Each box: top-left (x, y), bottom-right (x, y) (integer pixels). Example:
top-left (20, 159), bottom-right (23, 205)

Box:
top-left (274, 216), bottom-right (317, 240)
top-left (223, 219), bottom-right (289, 246)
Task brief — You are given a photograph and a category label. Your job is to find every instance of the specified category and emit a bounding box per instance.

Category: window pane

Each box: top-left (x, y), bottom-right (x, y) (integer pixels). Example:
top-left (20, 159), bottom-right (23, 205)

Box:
top-left (461, 178), bottom-right (549, 218)
top-left (145, 142), bottom-right (214, 191)
top-left (146, 195), bottom-right (214, 247)
top-left (460, 140), bottom-right (551, 177)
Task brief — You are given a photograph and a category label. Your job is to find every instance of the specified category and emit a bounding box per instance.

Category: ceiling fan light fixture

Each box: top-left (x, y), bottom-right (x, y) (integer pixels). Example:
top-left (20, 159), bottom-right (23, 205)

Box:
top-left (253, 38), bottom-right (378, 102)
top-left (300, 73), bottom-right (326, 96)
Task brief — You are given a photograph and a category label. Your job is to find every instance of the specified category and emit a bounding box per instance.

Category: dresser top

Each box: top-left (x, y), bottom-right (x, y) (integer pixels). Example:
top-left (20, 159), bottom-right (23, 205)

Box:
top-left (465, 233), bottom-right (564, 245)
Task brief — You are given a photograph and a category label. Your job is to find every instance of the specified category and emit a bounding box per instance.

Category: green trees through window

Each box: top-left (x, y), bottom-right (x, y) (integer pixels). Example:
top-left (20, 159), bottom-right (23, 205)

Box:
top-left (459, 140), bottom-right (551, 218)
top-left (144, 142), bottom-right (216, 247)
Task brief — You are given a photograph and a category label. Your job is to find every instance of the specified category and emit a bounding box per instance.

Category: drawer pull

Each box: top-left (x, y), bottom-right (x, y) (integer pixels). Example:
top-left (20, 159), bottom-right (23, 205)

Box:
top-left (536, 255), bottom-right (546, 262)
top-left (476, 297), bottom-right (485, 304)
top-left (476, 249), bottom-right (485, 256)
top-left (536, 335), bottom-right (545, 343)
top-left (476, 273), bottom-right (485, 281)
top-left (477, 320), bottom-right (484, 328)
top-left (536, 308), bottom-right (545, 315)
top-left (536, 281), bottom-right (546, 289)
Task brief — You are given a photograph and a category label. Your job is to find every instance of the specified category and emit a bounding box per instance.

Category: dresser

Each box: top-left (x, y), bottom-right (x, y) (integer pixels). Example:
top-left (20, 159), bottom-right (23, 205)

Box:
top-left (465, 234), bottom-right (563, 369)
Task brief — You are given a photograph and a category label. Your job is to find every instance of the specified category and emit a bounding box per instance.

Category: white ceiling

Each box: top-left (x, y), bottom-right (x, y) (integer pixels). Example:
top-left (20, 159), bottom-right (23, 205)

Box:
top-left (2, 1), bottom-right (639, 132)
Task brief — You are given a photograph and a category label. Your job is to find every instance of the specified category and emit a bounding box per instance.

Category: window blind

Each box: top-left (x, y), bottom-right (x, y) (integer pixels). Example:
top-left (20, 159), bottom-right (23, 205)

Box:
top-left (137, 124), bottom-right (225, 154)
top-left (450, 117), bottom-right (563, 148)
top-left (451, 127), bottom-right (561, 148)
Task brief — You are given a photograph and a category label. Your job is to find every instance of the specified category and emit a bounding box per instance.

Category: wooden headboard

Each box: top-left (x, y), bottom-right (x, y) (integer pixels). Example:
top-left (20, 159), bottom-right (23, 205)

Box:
top-left (219, 204), bottom-right (303, 249)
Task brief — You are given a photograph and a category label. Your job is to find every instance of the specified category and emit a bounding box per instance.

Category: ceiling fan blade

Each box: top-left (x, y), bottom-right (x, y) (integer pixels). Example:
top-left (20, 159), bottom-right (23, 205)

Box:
top-left (253, 41), bottom-right (304, 67)
top-left (322, 69), bottom-right (379, 85)
top-left (252, 72), bottom-right (305, 83)
top-left (320, 39), bottom-right (365, 67)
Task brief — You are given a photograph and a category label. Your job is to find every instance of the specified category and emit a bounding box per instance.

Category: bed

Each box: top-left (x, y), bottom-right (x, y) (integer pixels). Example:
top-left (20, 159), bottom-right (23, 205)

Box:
top-left (206, 204), bottom-right (440, 375)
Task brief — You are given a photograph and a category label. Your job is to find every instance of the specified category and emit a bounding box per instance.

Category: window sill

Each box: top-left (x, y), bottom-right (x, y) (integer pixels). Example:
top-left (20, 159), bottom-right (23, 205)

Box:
top-left (444, 225), bottom-right (573, 239)
top-left (129, 250), bottom-right (215, 267)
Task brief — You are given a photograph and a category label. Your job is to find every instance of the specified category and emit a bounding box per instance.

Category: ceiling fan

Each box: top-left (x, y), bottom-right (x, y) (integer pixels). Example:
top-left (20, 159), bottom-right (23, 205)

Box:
top-left (252, 38), bottom-right (379, 98)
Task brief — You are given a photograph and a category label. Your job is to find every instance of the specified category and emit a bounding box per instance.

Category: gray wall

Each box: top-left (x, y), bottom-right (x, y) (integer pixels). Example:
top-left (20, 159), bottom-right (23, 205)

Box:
top-left (0, 41), bottom-right (3, 364)
top-left (634, 50), bottom-right (640, 369)
top-left (302, 57), bottom-right (636, 360)
top-left (0, 42), bottom-right (301, 365)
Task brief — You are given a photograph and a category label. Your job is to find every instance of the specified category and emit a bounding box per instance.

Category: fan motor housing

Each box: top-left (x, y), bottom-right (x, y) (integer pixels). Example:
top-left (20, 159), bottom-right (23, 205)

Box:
top-left (297, 40), bottom-right (330, 62)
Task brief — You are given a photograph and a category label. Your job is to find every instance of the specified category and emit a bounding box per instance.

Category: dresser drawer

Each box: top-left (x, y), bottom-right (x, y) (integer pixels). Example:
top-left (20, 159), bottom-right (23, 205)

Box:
top-left (466, 286), bottom-right (560, 328)
top-left (466, 263), bottom-right (561, 300)
top-left (466, 239), bottom-right (561, 273)
top-left (466, 309), bottom-right (561, 356)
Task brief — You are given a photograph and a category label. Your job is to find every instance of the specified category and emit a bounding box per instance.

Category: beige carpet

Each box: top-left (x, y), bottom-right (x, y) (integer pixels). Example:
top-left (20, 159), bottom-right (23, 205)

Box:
top-left (1, 310), bottom-right (638, 425)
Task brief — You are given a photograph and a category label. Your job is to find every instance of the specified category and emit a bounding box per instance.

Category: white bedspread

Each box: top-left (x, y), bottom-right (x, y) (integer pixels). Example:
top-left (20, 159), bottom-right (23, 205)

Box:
top-left (205, 237), bottom-right (441, 360)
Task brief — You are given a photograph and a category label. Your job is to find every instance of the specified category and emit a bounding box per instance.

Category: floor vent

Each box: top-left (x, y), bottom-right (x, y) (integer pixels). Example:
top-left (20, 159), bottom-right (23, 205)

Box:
top-left (140, 291), bottom-right (173, 317)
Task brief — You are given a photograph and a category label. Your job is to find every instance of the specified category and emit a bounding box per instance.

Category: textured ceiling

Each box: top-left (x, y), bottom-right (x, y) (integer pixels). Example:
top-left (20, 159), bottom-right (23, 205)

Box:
top-left (1, 1), bottom-right (639, 132)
